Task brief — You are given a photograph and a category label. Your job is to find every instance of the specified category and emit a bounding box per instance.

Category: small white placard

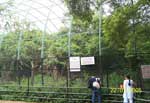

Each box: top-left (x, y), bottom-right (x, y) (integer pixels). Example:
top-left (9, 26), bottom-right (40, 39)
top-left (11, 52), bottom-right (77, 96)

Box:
top-left (69, 57), bottom-right (80, 72)
top-left (81, 56), bottom-right (95, 65)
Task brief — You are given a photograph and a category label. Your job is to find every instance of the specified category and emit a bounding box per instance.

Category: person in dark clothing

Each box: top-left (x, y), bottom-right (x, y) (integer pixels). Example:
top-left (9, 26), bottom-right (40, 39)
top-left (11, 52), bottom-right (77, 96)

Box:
top-left (88, 76), bottom-right (96, 89)
top-left (88, 76), bottom-right (101, 103)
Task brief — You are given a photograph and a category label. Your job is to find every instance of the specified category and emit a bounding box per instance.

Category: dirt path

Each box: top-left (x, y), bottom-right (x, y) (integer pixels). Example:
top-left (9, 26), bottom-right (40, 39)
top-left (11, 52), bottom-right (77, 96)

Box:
top-left (0, 101), bottom-right (35, 103)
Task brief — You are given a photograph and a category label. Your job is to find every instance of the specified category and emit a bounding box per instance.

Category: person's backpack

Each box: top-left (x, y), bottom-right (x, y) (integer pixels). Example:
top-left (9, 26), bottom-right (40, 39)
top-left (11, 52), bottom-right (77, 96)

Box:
top-left (88, 77), bottom-right (101, 89)
top-left (93, 81), bottom-right (100, 89)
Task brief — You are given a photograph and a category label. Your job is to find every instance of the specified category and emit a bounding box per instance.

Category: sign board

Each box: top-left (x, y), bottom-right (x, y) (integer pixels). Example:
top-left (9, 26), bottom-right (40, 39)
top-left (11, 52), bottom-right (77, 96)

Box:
top-left (81, 56), bottom-right (95, 65)
top-left (69, 57), bottom-right (80, 72)
top-left (141, 65), bottom-right (150, 79)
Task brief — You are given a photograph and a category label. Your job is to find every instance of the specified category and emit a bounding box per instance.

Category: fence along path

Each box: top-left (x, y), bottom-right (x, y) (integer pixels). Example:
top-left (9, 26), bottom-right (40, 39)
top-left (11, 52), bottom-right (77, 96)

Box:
top-left (0, 85), bottom-right (149, 103)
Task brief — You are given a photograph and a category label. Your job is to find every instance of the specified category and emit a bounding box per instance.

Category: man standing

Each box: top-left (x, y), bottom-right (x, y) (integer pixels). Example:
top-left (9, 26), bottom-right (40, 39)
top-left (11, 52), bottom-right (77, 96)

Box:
top-left (88, 76), bottom-right (101, 103)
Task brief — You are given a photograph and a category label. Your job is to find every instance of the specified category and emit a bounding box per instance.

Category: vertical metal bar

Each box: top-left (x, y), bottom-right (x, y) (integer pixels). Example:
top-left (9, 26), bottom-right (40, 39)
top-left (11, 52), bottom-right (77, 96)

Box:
top-left (17, 31), bottom-right (23, 60)
top-left (17, 31), bottom-right (23, 85)
top-left (40, 58), bottom-right (44, 86)
top-left (66, 16), bottom-right (73, 102)
top-left (41, 30), bottom-right (45, 86)
top-left (106, 69), bottom-right (109, 88)
top-left (98, 0), bottom-right (103, 82)
top-left (26, 69), bottom-right (30, 96)
top-left (40, 10), bottom-right (51, 86)
top-left (68, 17), bottom-right (73, 58)
top-left (99, 1), bottom-right (102, 57)
top-left (67, 16), bottom-right (73, 88)
top-left (16, 59), bottom-right (21, 85)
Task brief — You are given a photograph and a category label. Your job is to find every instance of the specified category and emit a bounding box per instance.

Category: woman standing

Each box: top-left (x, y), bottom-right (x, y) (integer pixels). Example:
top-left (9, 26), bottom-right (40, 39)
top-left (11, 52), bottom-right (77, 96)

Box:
top-left (123, 75), bottom-right (134, 103)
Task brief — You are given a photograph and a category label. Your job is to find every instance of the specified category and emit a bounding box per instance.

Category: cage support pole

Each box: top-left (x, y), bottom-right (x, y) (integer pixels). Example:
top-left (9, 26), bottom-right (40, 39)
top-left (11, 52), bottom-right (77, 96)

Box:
top-left (98, 0), bottom-right (103, 82)
top-left (40, 10), bottom-right (51, 86)
top-left (17, 31), bottom-right (23, 85)
top-left (66, 16), bottom-right (73, 102)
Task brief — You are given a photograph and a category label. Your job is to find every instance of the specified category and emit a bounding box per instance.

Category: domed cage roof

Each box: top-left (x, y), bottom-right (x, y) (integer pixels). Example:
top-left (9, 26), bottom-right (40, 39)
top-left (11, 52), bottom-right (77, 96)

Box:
top-left (0, 0), bottom-right (103, 59)
top-left (0, 0), bottom-right (69, 33)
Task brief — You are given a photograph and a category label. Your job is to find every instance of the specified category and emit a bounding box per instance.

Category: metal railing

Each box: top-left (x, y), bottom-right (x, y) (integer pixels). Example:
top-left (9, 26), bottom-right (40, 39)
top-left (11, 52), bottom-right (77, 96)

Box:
top-left (0, 85), bottom-right (149, 103)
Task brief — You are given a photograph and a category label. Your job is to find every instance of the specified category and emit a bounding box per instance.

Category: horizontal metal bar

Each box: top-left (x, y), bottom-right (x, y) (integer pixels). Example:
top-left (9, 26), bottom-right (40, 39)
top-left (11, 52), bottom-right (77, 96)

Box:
top-left (134, 97), bottom-right (150, 102)
top-left (0, 95), bottom-right (123, 102)
top-left (0, 90), bottom-right (90, 95)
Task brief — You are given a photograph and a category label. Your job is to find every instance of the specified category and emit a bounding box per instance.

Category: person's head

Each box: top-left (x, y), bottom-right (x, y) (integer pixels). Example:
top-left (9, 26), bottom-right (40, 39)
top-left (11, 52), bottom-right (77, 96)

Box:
top-left (125, 75), bottom-right (132, 86)
top-left (91, 76), bottom-right (95, 78)
top-left (125, 75), bottom-right (130, 80)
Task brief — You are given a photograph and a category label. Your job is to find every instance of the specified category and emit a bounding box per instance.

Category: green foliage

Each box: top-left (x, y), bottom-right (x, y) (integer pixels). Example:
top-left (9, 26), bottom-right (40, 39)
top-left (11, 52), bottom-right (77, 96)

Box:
top-left (27, 74), bottom-right (66, 87)
top-left (71, 33), bottom-right (99, 56)
top-left (102, 1), bottom-right (150, 85)
top-left (108, 72), bottom-right (123, 87)
top-left (64, 0), bottom-right (94, 22)
top-left (103, 0), bottom-right (150, 54)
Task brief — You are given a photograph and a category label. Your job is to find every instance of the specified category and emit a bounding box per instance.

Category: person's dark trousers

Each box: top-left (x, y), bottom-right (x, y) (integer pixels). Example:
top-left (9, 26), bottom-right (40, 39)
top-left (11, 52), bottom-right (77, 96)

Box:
top-left (92, 89), bottom-right (101, 103)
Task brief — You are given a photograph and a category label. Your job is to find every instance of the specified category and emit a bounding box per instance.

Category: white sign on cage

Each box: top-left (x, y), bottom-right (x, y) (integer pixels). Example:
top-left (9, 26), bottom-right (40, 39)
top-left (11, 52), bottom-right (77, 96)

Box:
top-left (69, 57), bottom-right (80, 72)
top-left (81, 56), bottom-right (95, 65)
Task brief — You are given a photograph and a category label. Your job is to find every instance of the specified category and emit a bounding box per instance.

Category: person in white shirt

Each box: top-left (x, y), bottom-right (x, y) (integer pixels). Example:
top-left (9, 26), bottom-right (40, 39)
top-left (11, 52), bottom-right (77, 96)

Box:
top-left (123, 75), bottom-right (134, 103)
